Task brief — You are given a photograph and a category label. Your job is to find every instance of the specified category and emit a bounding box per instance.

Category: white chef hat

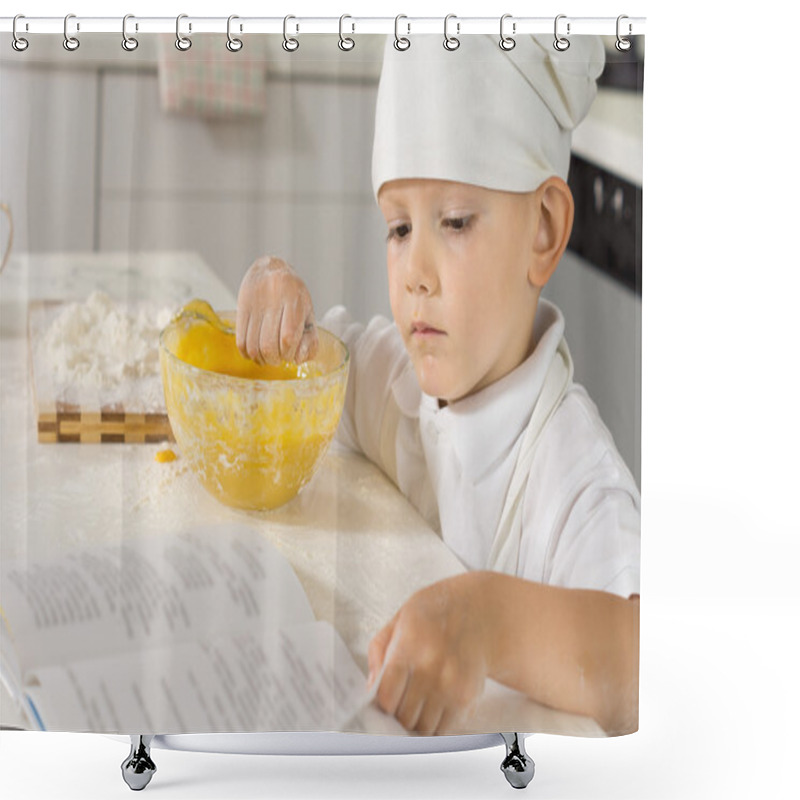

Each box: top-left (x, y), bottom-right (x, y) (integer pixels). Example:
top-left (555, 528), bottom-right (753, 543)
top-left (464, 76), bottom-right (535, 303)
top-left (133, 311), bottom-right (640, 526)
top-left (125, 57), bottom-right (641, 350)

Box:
top-left (371, 34), bottom-right (605, 197)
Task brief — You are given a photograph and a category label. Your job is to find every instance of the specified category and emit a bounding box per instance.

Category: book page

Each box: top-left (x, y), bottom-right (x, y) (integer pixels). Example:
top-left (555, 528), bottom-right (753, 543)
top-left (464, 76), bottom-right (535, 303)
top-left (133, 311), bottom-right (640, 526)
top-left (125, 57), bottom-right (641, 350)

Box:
top-left (0, 524), bottom-right (315, 674)
top-left (24, 620), bottom-right (403, 734)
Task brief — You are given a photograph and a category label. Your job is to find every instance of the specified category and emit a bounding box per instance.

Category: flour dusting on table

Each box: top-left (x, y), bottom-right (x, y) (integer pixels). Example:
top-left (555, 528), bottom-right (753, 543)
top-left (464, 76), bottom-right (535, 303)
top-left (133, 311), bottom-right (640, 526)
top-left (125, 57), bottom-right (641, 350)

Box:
top-left (34, 291), bottom-right (176, 412)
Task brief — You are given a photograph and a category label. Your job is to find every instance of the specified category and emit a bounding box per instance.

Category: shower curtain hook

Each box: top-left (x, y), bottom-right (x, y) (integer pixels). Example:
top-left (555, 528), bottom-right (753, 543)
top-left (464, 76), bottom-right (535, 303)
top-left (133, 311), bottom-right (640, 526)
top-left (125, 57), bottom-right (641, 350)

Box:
top-left (63, 13), bottom-right (80, 51)
top-left (122, 14), bottom-right (139, 51)
top-left (11, 15), bottom-right (29, 52)
top-left (338, 15), bottom-right (355, 51)
top-left (443, 14), bottom-right (460, 51)
top-left (394, 15), bottom-right (410, 51)
top-left (615, 15), bottom-right (632, 52)
top-left (553, 14), bottom-right (570, 51)
top-left (175, 14), bottom-right (192, 51)
top-left (499, 14), bottom-right (515, 51)
top-left (226, 15), bottom-right (243, 52)
top-left (283, 15), bottom-right (299, 51)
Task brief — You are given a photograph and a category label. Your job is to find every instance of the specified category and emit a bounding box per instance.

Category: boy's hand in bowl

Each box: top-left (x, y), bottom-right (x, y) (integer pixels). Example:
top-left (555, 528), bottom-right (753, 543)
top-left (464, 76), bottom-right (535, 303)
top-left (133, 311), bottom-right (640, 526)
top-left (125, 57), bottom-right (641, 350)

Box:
top-left (236, 256), bottom-right (318, 364)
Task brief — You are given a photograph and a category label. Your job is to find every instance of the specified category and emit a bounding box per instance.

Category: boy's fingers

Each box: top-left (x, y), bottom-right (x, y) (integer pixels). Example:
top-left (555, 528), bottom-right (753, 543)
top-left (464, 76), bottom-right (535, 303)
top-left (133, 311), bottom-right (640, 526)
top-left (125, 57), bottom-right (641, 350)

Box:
top-left (279, 296), bottom-right (306, 362)
top-left (367, 617), bottom-right (395, 685)
top-left (236, 257), bottom-right (315, 364)
top-left (296, 323), bottom-right (319, 364)
top-left (395, 680), bottom-right (426, 731)
top-left (434, 706), bottom-right (459, 736)
top-left (236, 309), bottom-right (250, 356)
top-left (258, 308), bottom-right (283, 364)
top-left (245, 314), bottom-right (264, 363)
top-left (415, 700), bottom-right (445, 736)
top-left (375, 660), bottom-right (409, 718)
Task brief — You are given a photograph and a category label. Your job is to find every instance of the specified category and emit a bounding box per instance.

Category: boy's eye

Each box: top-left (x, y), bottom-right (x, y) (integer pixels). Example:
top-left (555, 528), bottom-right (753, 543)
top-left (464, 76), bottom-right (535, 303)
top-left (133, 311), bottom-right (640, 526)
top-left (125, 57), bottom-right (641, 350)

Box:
top-left (387, 223), bottom-right (411, 241)
top-left (442, 215), bottom-right (472, 232)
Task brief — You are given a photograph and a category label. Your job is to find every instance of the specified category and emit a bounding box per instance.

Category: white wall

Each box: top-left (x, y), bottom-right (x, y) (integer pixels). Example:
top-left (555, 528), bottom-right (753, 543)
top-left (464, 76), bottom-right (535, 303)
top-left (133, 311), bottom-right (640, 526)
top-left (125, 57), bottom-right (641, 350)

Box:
top-left (0, 64), bottom-right (98, 253)
top-left (97, 68), bottom-right (390, 321)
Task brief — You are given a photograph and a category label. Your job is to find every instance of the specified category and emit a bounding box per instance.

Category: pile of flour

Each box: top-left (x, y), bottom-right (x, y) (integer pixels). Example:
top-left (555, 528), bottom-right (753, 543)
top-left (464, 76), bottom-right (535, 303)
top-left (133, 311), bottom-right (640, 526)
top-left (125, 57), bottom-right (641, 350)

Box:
top-left (35, 290), bottom-right (176, 412)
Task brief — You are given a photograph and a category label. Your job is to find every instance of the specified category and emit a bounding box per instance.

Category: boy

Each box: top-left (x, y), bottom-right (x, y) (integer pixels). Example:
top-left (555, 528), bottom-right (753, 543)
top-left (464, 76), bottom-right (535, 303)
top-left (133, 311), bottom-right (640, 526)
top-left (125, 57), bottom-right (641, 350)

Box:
top-left (236, 34), bottom-right (640, 736)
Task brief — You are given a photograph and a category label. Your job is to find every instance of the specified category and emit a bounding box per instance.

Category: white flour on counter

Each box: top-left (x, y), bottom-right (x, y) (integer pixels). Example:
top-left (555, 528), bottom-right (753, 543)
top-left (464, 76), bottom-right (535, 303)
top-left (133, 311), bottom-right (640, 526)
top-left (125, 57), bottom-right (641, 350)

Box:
top-left (35, 290), bottom-right (176, 412)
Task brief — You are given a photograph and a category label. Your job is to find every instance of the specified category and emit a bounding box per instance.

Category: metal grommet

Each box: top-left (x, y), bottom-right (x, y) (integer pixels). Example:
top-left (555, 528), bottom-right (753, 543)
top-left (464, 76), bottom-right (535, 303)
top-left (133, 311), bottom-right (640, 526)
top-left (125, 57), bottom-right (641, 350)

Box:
top-left (226, 15), bottom-right (243, 52)
top-left (11, 15), bottom-right (29, 52)
top-left (499, 13), bottom-right (515, 51)
top-left (122, 14), bottom-right (139, 51)
top-left (615, 15), bottom-right (632, 52)
top-left (338, 14), bottom-right (355, 51)
top-left (394, 15), bottom-right (410, 51)
top-left (443, 14), bottom-right (460, 51)
top-left (553, 14), bottom-right (570, 51)
top-left (175, 14), bottom-right (192, 51)
top-left (282, 15), bottom-right (299, 52)
top-left (63, 13), bottom-right (80, 52)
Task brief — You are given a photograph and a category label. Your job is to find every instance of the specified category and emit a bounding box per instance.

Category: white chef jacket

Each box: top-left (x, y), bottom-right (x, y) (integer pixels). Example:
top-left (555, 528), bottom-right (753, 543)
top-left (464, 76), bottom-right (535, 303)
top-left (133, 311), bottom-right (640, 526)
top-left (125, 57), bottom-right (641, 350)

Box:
top-left (321, 299), bottom-right (640, 599)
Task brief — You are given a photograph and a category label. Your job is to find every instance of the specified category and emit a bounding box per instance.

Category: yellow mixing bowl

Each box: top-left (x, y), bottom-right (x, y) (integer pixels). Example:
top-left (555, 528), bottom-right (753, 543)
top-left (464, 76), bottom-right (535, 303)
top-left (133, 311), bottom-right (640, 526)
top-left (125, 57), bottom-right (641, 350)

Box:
top-left (159, 311), bottom-right (349, 511)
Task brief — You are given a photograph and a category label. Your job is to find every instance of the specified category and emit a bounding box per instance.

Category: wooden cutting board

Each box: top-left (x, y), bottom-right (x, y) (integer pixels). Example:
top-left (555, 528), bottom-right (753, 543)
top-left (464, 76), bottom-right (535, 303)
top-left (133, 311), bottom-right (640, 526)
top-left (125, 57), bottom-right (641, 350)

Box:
top-left (28, 300), bottom-right (174, 444)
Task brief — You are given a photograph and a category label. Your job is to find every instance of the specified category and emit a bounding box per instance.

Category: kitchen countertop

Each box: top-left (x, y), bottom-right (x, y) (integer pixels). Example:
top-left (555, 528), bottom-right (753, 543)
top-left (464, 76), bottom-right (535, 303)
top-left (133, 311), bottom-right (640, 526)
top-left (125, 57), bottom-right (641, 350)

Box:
top-left (0, 250), bottom-right (603, 737)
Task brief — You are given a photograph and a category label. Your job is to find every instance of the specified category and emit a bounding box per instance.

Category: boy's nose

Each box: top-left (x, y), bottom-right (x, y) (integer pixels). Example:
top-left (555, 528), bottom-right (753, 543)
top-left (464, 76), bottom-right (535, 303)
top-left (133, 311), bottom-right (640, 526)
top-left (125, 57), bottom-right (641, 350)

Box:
top-left (406, 273), bottom-right (434, 294)
top-left (404, 235), bottom-right (438, 295)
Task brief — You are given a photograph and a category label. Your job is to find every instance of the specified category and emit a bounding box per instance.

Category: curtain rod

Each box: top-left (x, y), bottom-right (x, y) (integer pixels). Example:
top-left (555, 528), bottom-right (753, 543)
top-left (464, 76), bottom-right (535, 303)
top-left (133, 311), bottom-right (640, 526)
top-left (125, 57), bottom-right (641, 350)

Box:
top-left (0, 16), bottom-right (645, 37)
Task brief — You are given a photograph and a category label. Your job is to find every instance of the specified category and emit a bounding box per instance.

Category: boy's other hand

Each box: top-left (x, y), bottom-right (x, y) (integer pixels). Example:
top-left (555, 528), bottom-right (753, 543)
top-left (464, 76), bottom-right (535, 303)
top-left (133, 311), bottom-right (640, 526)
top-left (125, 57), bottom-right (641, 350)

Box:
top-left (366, 573), bottom-right (490, 735)
top-left (236, 255), bottom-right (318, 364)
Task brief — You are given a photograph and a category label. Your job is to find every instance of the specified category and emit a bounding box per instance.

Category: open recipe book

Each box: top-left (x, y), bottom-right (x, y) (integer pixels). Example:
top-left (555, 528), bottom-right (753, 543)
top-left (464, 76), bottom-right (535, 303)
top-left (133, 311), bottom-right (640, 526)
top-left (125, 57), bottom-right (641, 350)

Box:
top-left (0, 524), bottom-right (403, 734)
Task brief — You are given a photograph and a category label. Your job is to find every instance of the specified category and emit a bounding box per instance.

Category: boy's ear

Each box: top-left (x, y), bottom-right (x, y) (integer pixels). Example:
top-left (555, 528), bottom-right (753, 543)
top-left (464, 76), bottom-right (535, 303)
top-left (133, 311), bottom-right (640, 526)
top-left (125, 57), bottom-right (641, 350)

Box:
top-left (528, 177), bottom-right (574, 288)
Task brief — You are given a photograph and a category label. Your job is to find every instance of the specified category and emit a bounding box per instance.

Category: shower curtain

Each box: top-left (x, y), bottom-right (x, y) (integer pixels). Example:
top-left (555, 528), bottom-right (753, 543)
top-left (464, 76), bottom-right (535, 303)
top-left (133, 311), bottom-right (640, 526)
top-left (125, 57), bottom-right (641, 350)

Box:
top-left (0, 19), bottom-right (643, 743)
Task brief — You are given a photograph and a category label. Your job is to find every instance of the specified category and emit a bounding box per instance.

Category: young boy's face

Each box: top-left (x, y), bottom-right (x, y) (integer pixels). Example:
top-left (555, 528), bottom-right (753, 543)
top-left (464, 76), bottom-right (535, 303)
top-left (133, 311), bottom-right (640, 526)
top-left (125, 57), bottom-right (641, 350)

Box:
top-left (378, 178), bottom-right (542, 403)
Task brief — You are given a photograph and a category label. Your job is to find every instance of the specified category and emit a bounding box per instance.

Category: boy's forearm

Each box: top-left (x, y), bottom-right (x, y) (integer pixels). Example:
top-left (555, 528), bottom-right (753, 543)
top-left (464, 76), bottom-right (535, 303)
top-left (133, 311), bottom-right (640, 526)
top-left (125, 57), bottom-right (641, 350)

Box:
top-left (471, 571), bottom-right (639, 734)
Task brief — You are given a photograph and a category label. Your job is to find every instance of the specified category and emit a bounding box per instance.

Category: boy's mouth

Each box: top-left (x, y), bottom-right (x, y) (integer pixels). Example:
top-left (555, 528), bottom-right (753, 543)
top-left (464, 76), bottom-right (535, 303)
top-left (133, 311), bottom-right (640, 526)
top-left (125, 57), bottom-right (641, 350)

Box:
top-left (411, 321), bottom-right (446, 338)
